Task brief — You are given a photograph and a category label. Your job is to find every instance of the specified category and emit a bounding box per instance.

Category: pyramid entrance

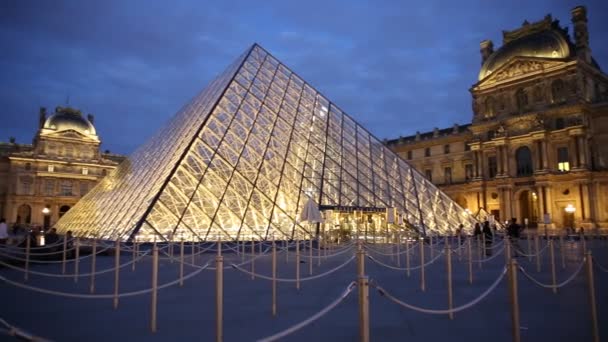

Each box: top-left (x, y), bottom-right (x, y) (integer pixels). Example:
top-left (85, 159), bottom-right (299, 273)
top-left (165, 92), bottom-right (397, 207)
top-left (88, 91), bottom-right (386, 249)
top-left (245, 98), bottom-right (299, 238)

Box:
top-left (55, 44), bottom-right (476, 242)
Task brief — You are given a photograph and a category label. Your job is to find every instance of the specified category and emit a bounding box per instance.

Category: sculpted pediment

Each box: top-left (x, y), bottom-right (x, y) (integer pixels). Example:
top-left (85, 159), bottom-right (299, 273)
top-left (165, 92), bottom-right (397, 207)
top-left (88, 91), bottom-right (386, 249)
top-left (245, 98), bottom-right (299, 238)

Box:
top-left (41, 129), bottom-right (98, 141)
top-left (479, 57), bottom-right (567, 85)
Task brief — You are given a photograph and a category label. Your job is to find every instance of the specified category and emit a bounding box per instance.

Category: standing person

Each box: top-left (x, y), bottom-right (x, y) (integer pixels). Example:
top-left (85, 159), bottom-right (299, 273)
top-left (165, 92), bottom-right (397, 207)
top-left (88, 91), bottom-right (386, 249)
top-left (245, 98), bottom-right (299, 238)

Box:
top-left (0, 218), bottom-right (8, 245)
top-left (482, 221), bottom-right (493, 256)
top-left (473, 222), bottom-right (482, 237)
top-left (507, 218), bottom-right (522, 256)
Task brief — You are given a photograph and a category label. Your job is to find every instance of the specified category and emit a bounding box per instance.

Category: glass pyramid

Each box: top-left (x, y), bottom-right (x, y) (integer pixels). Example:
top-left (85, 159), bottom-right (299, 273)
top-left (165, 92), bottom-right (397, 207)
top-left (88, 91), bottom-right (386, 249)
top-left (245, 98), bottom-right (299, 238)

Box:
top-left (56, 44), bottom-right (476, 242)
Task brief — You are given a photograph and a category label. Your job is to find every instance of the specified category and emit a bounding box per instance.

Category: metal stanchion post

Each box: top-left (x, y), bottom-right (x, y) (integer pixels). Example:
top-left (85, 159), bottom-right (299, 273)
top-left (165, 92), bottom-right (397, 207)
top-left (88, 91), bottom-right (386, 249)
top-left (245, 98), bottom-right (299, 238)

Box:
top-left (477, 235), bottom-right (482, 269)
top-left (132, 239), bottom-right (137, 272)
top-left (468, 236), bottom-right (473, 285)
top-left (505, 237), bottom-right (511, 266)
top-left (585, 251), bottom-right (600, 342)
top-left (150, 245), bottom-right (158, 333)
top-left (358, 275), bottom-right (370, 342)
top-left (216, 251), bottom-right (223, 342)
top-left (169, 240), bottom-right (174, 264)
top-left (317, 235), bottom-right (321, 267)
top-left (191, 240), bottom-right (196, 265)
top-left (581, 232), bottom-right (587, 257)
top-left (24, 235), bottom-right (30, 281)
top-left (507, 258), bottom-right (521, 342)
top-left (113, 239), bottom-right (120, 309)
top-left (560, 234), bottom-right (566, 269)
top-left (457, 234), bottom-right (462, 261)
top-left (251, 240), bottom-right (255, 280)
top-left (405, 240), bottom-right (410, 278)
top-left (272, 239), bottom-right (277, 317)
top-left (429, 235), bottom-right (434, 259)
top-left (296, 238), bottom-right (300, 290)
top-left (90, 238), bottom-right (97, 293)
top-left (285, 239), bottom-right (289, 263)
top-left (420, 237), bottom-right (425, 291)
top-left (549, 239), bottom-right (557, 294)
top-left (309, 237), bottom-right (313, 275)
top-left (180, 239), bottom-right (185, 287)
top-left (61, 235), bottom-right (67, 274)
top-left (527, 233), bottom-right (532, 262)
top-left (396, 231), bottom-right (401, 267)
top-left (535, 235), bottom-right (541, 273)
top-left (446, 242), bottom-right (453, 320)
top-left (74, 237), bottom-right (80, 283)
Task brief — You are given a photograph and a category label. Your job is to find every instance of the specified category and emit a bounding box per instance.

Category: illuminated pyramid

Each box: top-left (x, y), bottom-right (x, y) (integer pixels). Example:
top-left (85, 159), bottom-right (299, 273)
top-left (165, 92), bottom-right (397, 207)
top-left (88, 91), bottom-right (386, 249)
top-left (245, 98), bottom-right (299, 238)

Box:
top-left (56, 44), bottom-right (476, 242)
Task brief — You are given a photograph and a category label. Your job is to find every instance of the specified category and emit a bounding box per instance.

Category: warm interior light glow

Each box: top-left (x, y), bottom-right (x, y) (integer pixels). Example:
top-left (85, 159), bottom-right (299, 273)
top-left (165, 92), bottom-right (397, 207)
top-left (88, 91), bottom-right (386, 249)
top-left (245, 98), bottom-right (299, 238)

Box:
top-left (558, 162), bottom-right (570, 172)
top-left (42, 207), bottom-right (51, 215)
top-left (564, 204), bottom-right (576, 213)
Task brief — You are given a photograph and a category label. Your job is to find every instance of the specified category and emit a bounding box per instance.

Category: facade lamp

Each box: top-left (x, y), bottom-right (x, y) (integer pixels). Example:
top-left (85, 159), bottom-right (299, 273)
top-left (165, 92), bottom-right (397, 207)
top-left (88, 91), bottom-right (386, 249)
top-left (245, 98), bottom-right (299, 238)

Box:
top-left (565, 204), bottom-right (576, 213)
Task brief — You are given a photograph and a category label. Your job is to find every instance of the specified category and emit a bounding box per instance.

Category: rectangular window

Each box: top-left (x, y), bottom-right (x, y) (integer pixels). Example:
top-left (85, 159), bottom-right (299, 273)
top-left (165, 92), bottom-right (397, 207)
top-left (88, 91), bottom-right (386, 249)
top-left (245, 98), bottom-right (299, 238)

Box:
top-left (45, 180), bottom-right (55, 195)
top-left (464, 142), bottom-right (471, 151)
top-left (407, 151), bottom-right (412, 160)
top-left (61, 181), bottom-right (72, 196)
top-left (82, 167), bottom-right (88, 175)
top-left (48, 165), bottom-right (55, 172)
top-left (488, 156), bottom-right (498, 179)
top-left (557, 147), bottom-right (570, 172)
top-left (444, 167), bottom-right (452, 184)
top-left (444, 144), bottom-right (450, 154)
top-left (425, 147), bottom-right (431, 157)
top-left (80, 182), bottom-right (88, 196)
top-left (22, 182), bottom-right (31, 195)
top-left (425, 169), bottom-right (432, 182)
top-left (465, 164), bottom-right (473, 181)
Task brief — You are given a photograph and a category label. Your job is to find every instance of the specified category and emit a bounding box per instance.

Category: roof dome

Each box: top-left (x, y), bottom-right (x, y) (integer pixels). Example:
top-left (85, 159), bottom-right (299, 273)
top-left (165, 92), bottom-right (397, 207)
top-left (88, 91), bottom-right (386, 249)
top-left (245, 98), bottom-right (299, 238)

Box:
top-left (478, 29), bottom-right (571, 80)
top-left (43, 107), bottom-right (97, 136)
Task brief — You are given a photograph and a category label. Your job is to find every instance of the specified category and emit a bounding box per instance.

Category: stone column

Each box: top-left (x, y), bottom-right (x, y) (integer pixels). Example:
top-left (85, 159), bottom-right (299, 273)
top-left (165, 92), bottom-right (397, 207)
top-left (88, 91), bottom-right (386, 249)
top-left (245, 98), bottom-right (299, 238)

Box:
top-left (545, 186), bottom-right (553, 225)
top-left (572, 135), bottom-right (581, 168)
top-left (580, 182), bottom-right (591, 223)
top-left (504, 187), bottom-right (513, 220)
top-left (503, 145), bottom-right (510, 176)
top-left (473, 151), bottom-right (479, 178)
top-left (537, 186), bottom-right (546, 217)
top-left (541, 140), bottom-right (549, 170)
top-left (578, 136), bottom-right (587, 169)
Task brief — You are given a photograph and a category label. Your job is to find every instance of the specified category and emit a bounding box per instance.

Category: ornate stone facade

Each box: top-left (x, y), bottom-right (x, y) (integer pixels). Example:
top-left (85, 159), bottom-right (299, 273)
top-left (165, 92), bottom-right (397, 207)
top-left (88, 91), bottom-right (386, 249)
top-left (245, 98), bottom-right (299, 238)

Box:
top-left (0, 106), bottom-right (125, 228)
top-left (387, 6), bottom-right (608, 232)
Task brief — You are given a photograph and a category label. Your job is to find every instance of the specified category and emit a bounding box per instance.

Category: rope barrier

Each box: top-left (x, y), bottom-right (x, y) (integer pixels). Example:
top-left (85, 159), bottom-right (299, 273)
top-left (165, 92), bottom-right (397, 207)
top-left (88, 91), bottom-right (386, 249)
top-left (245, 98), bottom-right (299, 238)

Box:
top-left (372, 267), bottom-right (507, 314)
top-left (0, 318), bottom-right (50, 342)
top-left (306, 245), bottom-right (355, 259)
top-left (206, 247), bottom-right (273, 269)
top-left (0, 250), bottom-right (151, 278)
top-left (231, 255), bottom-right (356, 282)
top-left (364, 244), bottom-right (415, 257)
top-left (0, 245), bottom-right (114, 264)
top-left (256, 281), bottom-right (357, 342)
top-left (594, 259), bottom-right (608, 273)
top-left (517, 241), bottom-right (550, 257)
top-left (518, 259), bottom-right (586, 289)
top-left (367, 250), bottom-right (444, 271)
top-left (470, 244), bottom-right (506, 263)
top-left (0, 262), bottom-right (210, 299)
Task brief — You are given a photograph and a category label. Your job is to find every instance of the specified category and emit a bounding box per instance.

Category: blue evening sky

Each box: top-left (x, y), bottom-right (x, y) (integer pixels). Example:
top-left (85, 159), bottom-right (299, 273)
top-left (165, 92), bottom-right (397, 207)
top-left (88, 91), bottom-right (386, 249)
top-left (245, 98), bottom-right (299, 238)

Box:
top-left (1, 0), bottom-right (606, 155)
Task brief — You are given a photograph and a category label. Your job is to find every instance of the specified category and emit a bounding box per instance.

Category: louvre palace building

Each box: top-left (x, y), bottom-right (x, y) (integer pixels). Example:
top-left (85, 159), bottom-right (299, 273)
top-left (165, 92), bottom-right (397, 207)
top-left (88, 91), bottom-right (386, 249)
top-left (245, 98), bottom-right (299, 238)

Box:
top-left (0, 106), bottom-right (125, 229)
top-left (387, 6), bottom-right (608, 232)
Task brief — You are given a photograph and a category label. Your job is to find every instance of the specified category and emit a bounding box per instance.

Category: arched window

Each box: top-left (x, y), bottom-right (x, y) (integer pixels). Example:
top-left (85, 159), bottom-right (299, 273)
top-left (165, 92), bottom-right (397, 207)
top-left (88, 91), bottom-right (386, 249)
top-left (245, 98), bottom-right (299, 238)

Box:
top-left (485, 97), bottom-right (496, 117)
top-left (551, 79), bottom-right (565, 103)
top-left (515, 88), bottom-right (528, 112)
top-left (515, 146), bottom-right (533, 176)
top-left (533, 86), bottom-right (543, 102)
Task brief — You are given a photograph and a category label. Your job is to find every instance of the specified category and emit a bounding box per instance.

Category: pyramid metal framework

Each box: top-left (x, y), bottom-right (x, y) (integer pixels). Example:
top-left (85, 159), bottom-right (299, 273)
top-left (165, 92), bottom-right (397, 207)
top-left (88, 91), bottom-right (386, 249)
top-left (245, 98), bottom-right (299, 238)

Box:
top-left (56, 44), bottom-right (477, 242)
